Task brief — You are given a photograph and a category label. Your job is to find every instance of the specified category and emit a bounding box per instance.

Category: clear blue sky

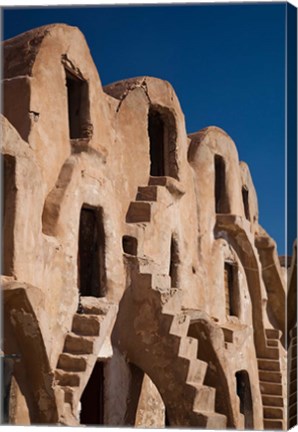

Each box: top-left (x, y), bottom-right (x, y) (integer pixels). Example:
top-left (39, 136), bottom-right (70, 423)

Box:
top-left (2, 3), bottom-right (288, 254)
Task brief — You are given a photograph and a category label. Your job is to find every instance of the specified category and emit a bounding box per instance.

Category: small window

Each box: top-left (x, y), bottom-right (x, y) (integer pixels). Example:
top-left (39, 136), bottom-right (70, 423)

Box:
top-left (169, 236), bottom-right (179, 287)
top-left (65, 69), bottom-right (90, 139)
top-left (78, 205), bottom-right (106, 298)
top-left (224, 262), bottom-right (239, 317)
top-left (242, 186), bottom-right (250, 221)
top-left (214, 155), bottom-right (229, 213)
top-left (122, 236), bottom-right (138, 255)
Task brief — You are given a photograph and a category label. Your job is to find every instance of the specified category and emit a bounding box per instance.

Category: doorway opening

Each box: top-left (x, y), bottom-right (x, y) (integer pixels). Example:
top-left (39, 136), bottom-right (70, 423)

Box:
top-left (148, 107), bottom-right (178, 179)
top-left (148, 109), bottom-right (165, 176)
top-left (78, 205), bottom-right (106, 298)
top-left (65, 68), bottom-right (90, 139)
top-left (214, 155), bottom-right (228, 213)
top-left (2, 155), bottom-right (16, 276)
top-left (235, 370), bottom-right (253, 429)
top-left (224, 262), bottom-right (239, 318)
top-left (80, 361), bottom-right (105, 425)
top-left (242, 186), bottom-right (250, 221)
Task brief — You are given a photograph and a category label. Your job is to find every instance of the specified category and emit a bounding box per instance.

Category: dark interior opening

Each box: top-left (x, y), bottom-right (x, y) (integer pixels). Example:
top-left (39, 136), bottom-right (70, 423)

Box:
top-left (214, 155), bottom-right (228, 213)
top-left (224, 262), bottom-right (239, 317)
top-left (122, 236), bottom-right (138, 255)
top-left (3, 155), bottom-right (16, 276)
top-left (78, 205), bottom-right (106, 298)
top-left (242, 186), bottom-right (250, 221)
top-left (1, 357), bottom-right (14, 423)
top-left (165, 409), bottom-right (170, 427)
top-left (65, 69), bottom-right (90, 139)
top-left (169, 236), bottom-right (179, 288)
top-left (124, 363), bottom-right (145, 425)
top-left (148, 109), bottom-right (165, 176)
top-left (235, 370), bottom-right (254, 429)
top-left (80, 361), bottom-right (105, 425)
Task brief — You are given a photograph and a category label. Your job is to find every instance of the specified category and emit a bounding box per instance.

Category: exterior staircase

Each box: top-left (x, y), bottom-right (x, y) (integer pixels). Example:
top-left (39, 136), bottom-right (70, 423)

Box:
top-left (258, 329), bottom-right (285, 429)
top-left (288, 326), bottom-right (297, 428)
top-left (121, 183), bottom-right (227, 428)
top-left (54, 297), bottom-right (118, 425)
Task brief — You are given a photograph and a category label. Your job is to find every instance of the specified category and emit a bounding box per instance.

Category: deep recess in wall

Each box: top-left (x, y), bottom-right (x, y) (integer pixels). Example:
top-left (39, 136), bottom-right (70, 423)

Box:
top-left (78, 205), bottom-right (106, 298)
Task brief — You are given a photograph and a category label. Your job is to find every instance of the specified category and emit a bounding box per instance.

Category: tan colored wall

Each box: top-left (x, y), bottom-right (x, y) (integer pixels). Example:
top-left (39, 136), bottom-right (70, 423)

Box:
top-left (2, 24), bottom-right (287, 429)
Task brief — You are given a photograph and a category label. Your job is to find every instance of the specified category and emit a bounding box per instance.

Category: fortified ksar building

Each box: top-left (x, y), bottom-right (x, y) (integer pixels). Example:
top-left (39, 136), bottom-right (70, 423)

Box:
top-left (1, 24), bottom-right (295, 429)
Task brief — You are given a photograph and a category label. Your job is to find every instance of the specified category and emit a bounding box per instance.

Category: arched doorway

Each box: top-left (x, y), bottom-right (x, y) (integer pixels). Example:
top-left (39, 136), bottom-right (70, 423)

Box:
top-left (235, 370), bottom-right (254, 429)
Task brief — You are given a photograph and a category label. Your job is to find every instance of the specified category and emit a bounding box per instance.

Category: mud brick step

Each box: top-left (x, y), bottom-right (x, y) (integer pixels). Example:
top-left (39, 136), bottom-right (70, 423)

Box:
top-left (195, 411), bottom-right (227, 429)
top-left (137, 186), bottom-right (158, 202)
top-left (258, 358), bottom-right (280, 371)
top-left (193, 386), bottom-right (216, 412)
top-left (259, 381), bottom-right (282, 396)
top-left (263, 406), bottom-right (284, 419)
top-left (267, 339), bottom-right (278, 347)
top-left (72, 313), bottom-right (104, 336)
top-left (55, 370), bottom-right (80, 387)
top-left (186, 358), bottom-right (208, 385)
top-left (262, 395), bottom-right (283, 407)
top-left (57, 353), bottom-right (88, 372)
top-left (126, 201), bottom-right (151, 223)
top-left (263, 419), bottom-right (283, 429)
top-left (64, 333), bottom-right (94, 355)
top-left (79, 297), bottom-right (112, 315)
top-left (258, 370), bottom-right (282, 383)
top-left (265, 329), bottom-right (281, 340)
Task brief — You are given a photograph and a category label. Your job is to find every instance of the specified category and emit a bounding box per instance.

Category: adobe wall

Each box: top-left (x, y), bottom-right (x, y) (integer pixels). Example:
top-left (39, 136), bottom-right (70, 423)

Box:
top-left (1, 24), bottom-right (288, 429)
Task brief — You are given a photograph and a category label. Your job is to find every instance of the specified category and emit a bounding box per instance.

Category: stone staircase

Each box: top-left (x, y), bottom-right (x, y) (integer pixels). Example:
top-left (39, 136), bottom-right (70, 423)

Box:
top-left (288, 326), bottom-right (297, 428)
top-left (54, 297), bottom-right (118, 425)
top-left (258, 329), bottom-right (285, 429)
top-left (122, 183), bottom-right (227, 428)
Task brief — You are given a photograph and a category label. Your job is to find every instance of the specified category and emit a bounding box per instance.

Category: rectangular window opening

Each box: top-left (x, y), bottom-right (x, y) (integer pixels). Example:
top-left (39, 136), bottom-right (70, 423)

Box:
top-left (169, 236), bottom-right (179, 288)
top-left (148, 109), bottom-right (165, 176)
top-left (215, 155), bottom-right (228, 213)
top-left (122, 236), bottom-right (138, 255)
top-left (65, 69), bottom-right (90, 139)
top-left (78, 205), bottom-right (106, 298)
top-left (224, 262), bottom-right (239, 317)
top-left (3, 155), bottom-right (16, 276)
top-left (242, 186), bottom-right (250, 221)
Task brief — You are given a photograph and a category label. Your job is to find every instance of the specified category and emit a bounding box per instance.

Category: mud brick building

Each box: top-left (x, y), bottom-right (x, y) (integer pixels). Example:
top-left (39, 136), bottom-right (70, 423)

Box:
top-left (1, 24), bottom-right (294, 429)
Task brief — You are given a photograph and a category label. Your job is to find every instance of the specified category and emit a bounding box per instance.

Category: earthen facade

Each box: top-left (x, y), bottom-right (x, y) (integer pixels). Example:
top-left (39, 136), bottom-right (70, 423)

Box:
top-left (1, 24), bottom-right (294, 429)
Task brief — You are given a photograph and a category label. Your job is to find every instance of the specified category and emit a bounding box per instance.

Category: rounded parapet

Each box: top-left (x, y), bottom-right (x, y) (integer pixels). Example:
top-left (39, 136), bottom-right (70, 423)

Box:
top-left (104, 75), bottom-right (189, 185)
top-left (3, 24), bottom-right (113, 194)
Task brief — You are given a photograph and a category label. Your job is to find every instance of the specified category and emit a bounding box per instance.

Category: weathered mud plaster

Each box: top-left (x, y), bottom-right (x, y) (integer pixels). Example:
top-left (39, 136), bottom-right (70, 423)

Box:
top-left (1, 24), bottom-right (289, 429)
